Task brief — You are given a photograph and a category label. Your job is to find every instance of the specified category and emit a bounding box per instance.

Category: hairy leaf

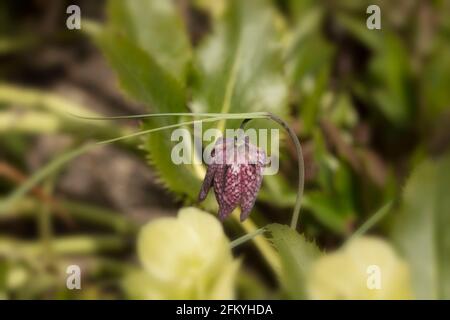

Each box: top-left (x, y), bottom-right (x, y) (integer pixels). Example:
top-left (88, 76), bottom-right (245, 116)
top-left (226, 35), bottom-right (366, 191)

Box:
top-left (266, 223), bottom-right (321, 299)
top-left (108, 0), bottom-right (191, 83)
top-left (97, 31), bottom-right (201, 199)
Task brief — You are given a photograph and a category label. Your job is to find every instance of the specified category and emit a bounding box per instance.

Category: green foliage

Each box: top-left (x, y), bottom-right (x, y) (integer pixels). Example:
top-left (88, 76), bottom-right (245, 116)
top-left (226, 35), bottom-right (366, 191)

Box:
top-left (98, 0), bottom-right (291, 201)
top-left (422, 42), bottom-right (450, 124)
top-left (266, 223), bottom-right (321, 299)
top-left (338, 13), bottom-right (415, 127)
top-left (1, 0), bottom-right (449, 300)
top-left (108, 0), bottom-right (191, 83)
top-left (390, 153), bottom-right (450, 299)
top-left (191, 0), bottom-right (289, 128)
top-left (98, 5), bottom-right (202, 199)
top-left (369, 34), bottom-right (414, 126)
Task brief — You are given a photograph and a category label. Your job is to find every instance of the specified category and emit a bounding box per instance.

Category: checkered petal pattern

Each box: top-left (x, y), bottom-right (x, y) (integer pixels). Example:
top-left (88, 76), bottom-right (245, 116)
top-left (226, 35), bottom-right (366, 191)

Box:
top-left (198, 136), bottom-right (267, 222)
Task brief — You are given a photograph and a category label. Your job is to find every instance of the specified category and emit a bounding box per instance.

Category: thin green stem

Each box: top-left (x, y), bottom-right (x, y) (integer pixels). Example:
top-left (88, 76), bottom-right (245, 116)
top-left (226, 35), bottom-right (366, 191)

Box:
top-left (217, 45), bottom-right (242, 132)
top-left (230, 227), bottom-right (266, 249)
top-left (346, 201), bottom-right (393, 244)
top-left (39, 176), bottom-right (55, 265)
top-left (241, 112), bottom-right (305, 230)
top-left (96, 114), bottom-right (267, 145)
top-left (68, 111), bottom-right (267, 120)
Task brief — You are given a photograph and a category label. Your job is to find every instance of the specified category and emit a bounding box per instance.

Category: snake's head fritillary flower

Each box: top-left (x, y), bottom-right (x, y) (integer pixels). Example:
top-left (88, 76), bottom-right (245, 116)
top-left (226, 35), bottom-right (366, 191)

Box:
top-left (198, 135), bottom-right (268, 222)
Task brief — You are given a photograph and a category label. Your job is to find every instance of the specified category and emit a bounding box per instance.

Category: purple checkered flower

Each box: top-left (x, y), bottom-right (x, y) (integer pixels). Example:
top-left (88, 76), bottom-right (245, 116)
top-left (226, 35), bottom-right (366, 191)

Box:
top-left (198, 136), bottom-right (268, 222)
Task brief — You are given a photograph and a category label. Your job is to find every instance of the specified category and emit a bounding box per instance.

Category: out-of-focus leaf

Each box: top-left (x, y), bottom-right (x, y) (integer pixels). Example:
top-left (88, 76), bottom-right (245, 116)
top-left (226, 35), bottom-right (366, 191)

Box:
top-left (369, 37), bottom-right (413, 126)
top-left (283, 4), bottom-right (331, 136)
top-left (333, 161), bottom-right (356, 217)
top-left (191, 0), bottom-right (288, 129)
top-left (259, 150), bottom-right (355, 235)
top-left (422, 43), bottom-right (450, 123)
top-left (338, 14), bottom-right (414, 127)
top-left (285, 29), bottom-right (331, 85)
top-left (302, 192), bottom-right (350, 234)
top-left (258, 174), bottom-right (297, 208)
top-left (266, 223), bottom-right (321, 299)
top-left (286, 31), bottom-right (333, 134)
top-left (98, 32), bottom-right (186, 114)
top-left (236, 269), bottom-right (273, 299)
top-left (336, 13), bottom-right (381, 50)
top-left (96, 32), bottom-right (201, 199)
top-left (390, 153), bottom-right (450, 299)
top-left (108, 0), bottom-right (191, 83)
top-left (284, 0), bottom-right (318, 21)
top-left (304, 129), bottom-right (356, 233)
top-left (284, 7), bottom-right (323, 60)
top-left (327, 93), bottom-right (358, 129)
top-left (300, 66), bottom-right (331, 134)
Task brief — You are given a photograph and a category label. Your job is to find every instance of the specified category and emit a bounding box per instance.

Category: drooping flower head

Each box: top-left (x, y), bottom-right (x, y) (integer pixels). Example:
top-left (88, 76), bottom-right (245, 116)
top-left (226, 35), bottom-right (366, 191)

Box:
top-left (198, 135), bottom-right (268, 221)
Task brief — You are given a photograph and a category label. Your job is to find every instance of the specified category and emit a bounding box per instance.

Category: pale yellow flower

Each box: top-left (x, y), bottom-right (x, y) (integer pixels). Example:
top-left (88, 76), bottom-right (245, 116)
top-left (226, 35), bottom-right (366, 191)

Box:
top-left (308, 236), bottom-right (413, 299)
top-left (124, 207), bottom-right (239, 299)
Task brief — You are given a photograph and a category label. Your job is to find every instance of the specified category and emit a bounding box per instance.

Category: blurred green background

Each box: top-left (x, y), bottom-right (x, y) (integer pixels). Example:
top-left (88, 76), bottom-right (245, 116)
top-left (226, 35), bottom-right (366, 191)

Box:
top-left (0, 0), bottom-right (449, 299)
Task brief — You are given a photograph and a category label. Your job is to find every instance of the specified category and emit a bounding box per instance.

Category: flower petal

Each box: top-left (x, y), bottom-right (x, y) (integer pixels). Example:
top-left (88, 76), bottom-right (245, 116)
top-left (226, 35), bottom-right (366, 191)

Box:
top-left (198, 163), bottom-right (217, 201)
top-left (215, 165), bottom-right (240, 220)
top-left (239, 164), bottom-right (264, 221)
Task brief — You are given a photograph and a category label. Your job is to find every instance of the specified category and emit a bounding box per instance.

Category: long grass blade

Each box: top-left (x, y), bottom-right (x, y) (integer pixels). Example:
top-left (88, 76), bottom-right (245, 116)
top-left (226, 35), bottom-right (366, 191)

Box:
top-left (68, 112), bottom-right (268, 121)
top-left (347, 201), bottom-right (393, 243)
top-left (0, 114), bottom-right (268, 213)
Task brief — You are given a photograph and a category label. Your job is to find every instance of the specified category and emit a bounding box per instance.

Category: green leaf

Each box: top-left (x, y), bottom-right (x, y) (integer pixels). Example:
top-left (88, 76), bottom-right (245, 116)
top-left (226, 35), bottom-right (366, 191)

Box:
top-left (258, 174), bottom-right (297, 208)
top-left (285, 0), bottom-right (319, 21)
top-left (96, 31), bottom-right (201, 199)
top-left (338, 14), bottom-right (414, 127)
top-left (98, 32), bottom-right (186, 114)
top-left (390, 153), bottom-right (450, 299)
top-left (302, 192), bottom-right (350, 234)
top-left (191, 0), bottom-right (288, 129)
top-left (304, 131), bottom-right (357, 233)
top-left (266, 223), bottom-right (321, 299)
top-left (108, 0), bottom-right (191, 83)
top-left (336, 13), bottom-right (381, 50)
top-left (422, 42), bottom-right (450, 124)
top-left (286, 32), bottom-right (333, 134)
top-left (284, 7), bottom-right (324, 60)
top-left (368, 34), bottom-right (413, 126)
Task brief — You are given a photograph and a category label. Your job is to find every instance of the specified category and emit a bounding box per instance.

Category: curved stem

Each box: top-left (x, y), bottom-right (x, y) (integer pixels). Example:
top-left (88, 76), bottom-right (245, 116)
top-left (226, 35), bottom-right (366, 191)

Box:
top-left (241, 112), bottom-right (305, 230)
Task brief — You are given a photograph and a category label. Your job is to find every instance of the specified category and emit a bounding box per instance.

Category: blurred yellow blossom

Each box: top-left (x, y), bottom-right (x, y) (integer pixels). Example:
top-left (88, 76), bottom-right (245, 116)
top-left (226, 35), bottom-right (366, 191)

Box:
top-left (124, 207), bottom-right (239, 299)
top-left (194, 0), bottom-right (226, 18)
top-left (307, 236), bottom-right (413, 299)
